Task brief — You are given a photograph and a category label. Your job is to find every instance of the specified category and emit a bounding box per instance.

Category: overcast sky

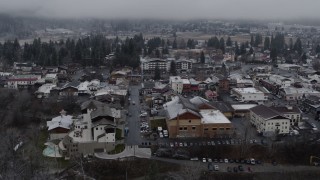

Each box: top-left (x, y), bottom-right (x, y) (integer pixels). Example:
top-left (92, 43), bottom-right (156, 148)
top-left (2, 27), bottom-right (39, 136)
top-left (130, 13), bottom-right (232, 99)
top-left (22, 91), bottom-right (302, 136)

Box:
top-left (0, 0), bottom-right (319, 20)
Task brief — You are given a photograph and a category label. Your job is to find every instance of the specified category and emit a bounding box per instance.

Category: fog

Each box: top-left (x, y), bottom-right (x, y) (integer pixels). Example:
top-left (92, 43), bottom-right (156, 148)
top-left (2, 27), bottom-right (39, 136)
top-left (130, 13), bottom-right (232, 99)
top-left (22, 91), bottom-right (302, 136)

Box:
top-left (0, 0), bottom-right (319, 20)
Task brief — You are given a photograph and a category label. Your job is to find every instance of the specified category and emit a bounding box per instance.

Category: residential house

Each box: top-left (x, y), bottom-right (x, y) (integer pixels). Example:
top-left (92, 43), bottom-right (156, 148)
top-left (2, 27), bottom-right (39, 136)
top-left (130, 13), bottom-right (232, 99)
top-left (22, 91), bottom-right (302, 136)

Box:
top-left (250, 105), bottom-right (291, 136)
top-left (47, 110), bottom-right (74, 140)
top-left (205, 90), bottom-right (218, 101)
top-left (59, 100), bottom-right (122, 158)
top-left (302, 95), bottom-right (320, 114)
top-left (35, 84), bottom-right (57, 98)
top-left (210, 101), bottom-right (234, 119)
top-left (269, 74), bottom-right (293, 88)
top-left (218, 78), bottom-right (230, 92)
top-left (59, 81), bottom-right (80, 96)
top-left (45, 73), bottom-right (58, 84)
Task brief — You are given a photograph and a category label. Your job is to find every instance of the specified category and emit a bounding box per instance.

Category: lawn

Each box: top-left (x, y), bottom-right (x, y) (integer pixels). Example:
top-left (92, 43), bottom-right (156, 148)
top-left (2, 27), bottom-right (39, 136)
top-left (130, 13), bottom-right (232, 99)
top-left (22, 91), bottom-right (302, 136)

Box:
top-left (108, 144), bottom-right (125, 154)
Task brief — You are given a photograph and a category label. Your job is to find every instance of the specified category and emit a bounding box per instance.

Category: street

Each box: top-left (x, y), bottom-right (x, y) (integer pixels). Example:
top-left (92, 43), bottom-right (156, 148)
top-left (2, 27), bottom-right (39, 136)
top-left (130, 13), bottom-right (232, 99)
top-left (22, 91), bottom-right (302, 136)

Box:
top-left (125, 84), bottom-right (144, 145)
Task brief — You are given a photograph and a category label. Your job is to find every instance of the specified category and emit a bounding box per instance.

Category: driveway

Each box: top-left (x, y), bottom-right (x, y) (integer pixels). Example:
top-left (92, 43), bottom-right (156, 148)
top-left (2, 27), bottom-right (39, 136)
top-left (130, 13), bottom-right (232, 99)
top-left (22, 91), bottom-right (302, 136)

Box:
top-left (95, 145), bottom-right (151, 159)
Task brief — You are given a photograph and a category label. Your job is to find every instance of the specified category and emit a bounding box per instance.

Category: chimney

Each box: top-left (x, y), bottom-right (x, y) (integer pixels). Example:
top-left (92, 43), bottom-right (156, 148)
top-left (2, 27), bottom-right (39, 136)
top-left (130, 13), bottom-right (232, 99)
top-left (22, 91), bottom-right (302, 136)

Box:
top-left (60, 109), bottom-right (66, 116)
top-left (286, 106), bottom-right (293, 110)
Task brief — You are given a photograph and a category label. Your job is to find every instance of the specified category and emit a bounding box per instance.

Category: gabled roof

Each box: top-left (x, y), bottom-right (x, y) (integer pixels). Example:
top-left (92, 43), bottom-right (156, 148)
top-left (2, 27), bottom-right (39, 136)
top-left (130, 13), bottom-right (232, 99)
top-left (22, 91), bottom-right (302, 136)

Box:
top-left (250, 105), bottom-right (288, 120)
top-left (270, 106), bottom-right (302, 114)
top-left (81, 100), bottom-right (106, 111)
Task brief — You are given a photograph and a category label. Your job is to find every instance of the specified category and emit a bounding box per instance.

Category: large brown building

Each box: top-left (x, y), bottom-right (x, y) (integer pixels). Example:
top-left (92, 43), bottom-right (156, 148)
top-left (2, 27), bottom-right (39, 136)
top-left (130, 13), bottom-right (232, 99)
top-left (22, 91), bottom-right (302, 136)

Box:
top-left (163, 96), bottom-right (233, 138)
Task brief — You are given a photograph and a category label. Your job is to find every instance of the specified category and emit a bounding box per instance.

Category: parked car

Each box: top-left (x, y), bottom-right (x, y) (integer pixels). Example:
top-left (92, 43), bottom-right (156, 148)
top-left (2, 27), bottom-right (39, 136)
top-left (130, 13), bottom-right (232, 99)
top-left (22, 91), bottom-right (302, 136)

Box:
top-left (202, 158), bottom-right (207, 163)
top-left (227, 167), bottom-right (232, 172)
top-left (214, 165), bottom-right (219, 171)
top-left (208, 158), bottom-right (212, 162)
top-left (250, 158), bottom-right (256, 165)
top-left (238, 165), bottom-right (244, 171)
top-left (224, 158), bottom-right (229, 163)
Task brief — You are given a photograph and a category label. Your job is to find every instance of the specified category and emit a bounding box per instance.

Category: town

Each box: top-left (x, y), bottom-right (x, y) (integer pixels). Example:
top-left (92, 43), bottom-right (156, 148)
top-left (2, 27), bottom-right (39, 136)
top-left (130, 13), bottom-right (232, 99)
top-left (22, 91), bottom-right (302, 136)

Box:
top-left (0, 16), bottom-right (320, 179)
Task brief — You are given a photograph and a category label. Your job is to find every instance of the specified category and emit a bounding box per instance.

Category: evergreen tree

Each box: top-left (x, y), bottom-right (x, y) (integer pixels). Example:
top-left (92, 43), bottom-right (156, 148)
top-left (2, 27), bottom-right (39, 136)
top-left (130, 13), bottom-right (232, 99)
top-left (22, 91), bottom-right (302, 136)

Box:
top-left (249, 47), bottom-right (254, 54)
top-left (264, 37), bottom-right (270, 50)
top-left (75, 39), bottom-right (83, 61)
top-left (200, 51), bottom-right (205, 63)
top-left (250, 35), bottom-right (254, 46)
top-left (172, 38), bottom-right (177, 49)
top-left (301, 53), bottom-right (307, 64)
top-left (240, 43), bottom-right (246, 55)
top-left (154, 63), bottom-right (161, 80)
top-left (289, 38), bottom-right (293, 50)
top-left (234, 41), bottom-right (240, 55)
top-left (270, 48), bottom-right (277, 62)
top-left (226, 36), bottom-right (232, 47)
top-left (169, 61), bottom-right (177, 75)
top-left (294, 38), bottom-right (303, 54)
top-left (155, 49), bottom-right (160, 58)
top-left (219, 37), bottom-right (225, 53)
top-left (254, 34), bottom-right (262, 47)
top-left (316, 45), bottom-right (320, 54)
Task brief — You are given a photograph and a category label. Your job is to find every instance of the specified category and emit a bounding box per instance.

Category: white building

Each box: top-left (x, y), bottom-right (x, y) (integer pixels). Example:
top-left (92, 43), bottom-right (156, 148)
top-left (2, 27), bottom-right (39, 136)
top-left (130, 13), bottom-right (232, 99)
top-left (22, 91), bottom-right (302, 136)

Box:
top-left (44, 73), bottom-right (58, 84)
top-left (7, 75), bottom-right (41, 89)
top-left (35, 83), bottom-right (57, 98)
top-left (169, 76), bottom-right (183, 94)
top-left (47, 110), bottom-right (74, 140)
top-left (279, 87), bottom-right (320, 101)
top-left (250, 105), bottom-right (290, 136)
top-left (60, 100), bottom-right (122, 158)
top-left (141, 58), bottom-right (170, 73)
top-left (269, 74), bottom-right (293, 88)
top-left (231, 87), bottom-right (268, 103)
top-left (175, 59), bottom-right (192, 73)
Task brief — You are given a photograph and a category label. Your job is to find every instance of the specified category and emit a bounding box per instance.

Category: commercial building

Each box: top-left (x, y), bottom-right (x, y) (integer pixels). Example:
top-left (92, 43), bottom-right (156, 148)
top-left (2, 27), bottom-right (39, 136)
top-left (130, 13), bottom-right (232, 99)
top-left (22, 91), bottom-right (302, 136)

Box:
top-left (231, 87), bottom-right (268, 103)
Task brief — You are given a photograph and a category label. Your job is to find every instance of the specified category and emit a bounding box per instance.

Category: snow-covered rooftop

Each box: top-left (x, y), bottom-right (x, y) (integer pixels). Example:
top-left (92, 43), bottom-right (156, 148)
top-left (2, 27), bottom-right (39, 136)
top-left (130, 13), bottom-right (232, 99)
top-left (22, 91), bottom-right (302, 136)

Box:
top-left (200, 110), bottom-right (231, 124)
top-left (231, 104), bottom-right (257, 110)
top-left (232, 87), bottom-right (263, 94)
top-left (47, 115), bottom-right (73, 131)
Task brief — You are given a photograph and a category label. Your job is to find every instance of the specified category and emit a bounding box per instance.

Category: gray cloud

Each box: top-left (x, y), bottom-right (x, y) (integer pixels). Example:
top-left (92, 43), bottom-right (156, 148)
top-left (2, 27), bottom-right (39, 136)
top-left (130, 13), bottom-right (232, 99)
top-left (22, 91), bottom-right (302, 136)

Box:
top-left (0, 0), bottom-right (319, 20)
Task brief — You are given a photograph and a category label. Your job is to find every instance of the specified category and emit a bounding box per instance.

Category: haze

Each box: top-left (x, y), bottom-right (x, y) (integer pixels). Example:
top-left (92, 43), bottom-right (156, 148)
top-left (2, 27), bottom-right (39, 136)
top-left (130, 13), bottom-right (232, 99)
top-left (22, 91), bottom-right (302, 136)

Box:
top-left (0, 0), bottom-right (319, 20)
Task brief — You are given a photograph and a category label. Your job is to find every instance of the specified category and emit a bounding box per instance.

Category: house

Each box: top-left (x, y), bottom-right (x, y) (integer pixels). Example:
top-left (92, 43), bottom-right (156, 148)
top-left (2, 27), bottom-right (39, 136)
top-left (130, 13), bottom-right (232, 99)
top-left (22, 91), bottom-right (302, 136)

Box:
top-left (169, 76), bottom-right (183, 94)
top-left (231, 104), bottom-right (258, 118)
top-left (45, 73), bottom-right (58, 84)
top-left (250, 105), bottom-right (290, 137)
top-left (231, 87), bottom-right (269, 103)
top-left (47, 110), bottom-right (74, 140)
top-left (163, 96), bottom-right (233, 138)
top-left (269, 75), bottom-right (293, 88)
top-left (87, 79), bottom-right (101, 92)
top-left (269, 106), bottom-right (301, 126)
top-left (35, 83), bottom-right (57, 98)
top-left (7, 74), bottom-right (41, 89)
top-left (141, 81), bottom-right (155, 95)
top-left (78, 81), bottom-right (90, 96)
top-left (205, 90), bottom-right (218, 101)
top-left (218, 78), bottom-right (230, 92)
top-left (302, 95), bottom-right (320, 114)
top-left (13, 62), bottom-right (35, 72)
top-left (182, 79), bottom-right (191, 93)
top-left (59, 81), bottom-right (80, 96)
top-left (59, 100), bottom-right (122, 158)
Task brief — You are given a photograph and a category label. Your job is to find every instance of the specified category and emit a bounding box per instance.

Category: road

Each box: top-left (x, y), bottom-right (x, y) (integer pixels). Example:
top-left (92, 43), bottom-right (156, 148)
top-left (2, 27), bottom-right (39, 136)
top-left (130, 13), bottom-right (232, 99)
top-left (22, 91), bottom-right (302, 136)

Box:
top-left (125, 85), bottom-right (144, 145)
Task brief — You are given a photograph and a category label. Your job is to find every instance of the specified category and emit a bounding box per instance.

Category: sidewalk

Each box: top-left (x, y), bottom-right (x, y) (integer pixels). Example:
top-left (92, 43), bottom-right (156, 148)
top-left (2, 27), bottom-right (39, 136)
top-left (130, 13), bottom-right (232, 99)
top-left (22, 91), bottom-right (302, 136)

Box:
top-left (95, 145), bottom-right (151, 159)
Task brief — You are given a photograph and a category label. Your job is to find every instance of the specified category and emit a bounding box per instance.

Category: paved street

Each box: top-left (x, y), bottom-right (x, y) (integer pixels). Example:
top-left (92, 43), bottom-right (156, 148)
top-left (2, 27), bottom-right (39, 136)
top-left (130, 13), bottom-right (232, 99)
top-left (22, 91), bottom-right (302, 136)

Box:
top-left (125, 85), bottom-right (144, 145)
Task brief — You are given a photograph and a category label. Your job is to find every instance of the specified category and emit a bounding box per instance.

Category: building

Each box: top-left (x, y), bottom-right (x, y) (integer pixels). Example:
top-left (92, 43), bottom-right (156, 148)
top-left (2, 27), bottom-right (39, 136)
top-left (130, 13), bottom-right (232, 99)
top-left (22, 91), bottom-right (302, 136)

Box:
top-left (175, 59), bottom-right (192, 73)
top-left (141, 58), bottom-right (169, 74)
top-left (231, 87), bottom-right (268, 103)
top-left (47, 110), bottom-right (74, 140)
top-left (163, 96), bottom-right (233, 138)
top-left (250, 105), bottom-right (290, 136)
top-left (35, 83), bottom-right (57, 98)
top-left (270, 106), bottom-right (301, 126)
top-left (269, 75), bottom-right (293, 88)
top-left (7, 74), bottom-right (41, 89)
top-left (59, 100), bottom-right (122, 158)
top-left (44, 73), bottom-right (58, 84)
top-left (302, 95), bottom-right (320, 114)
top-left (169, 76), bottom-right (183, 94)
top-left (279, 87), bottom-right (320, 101)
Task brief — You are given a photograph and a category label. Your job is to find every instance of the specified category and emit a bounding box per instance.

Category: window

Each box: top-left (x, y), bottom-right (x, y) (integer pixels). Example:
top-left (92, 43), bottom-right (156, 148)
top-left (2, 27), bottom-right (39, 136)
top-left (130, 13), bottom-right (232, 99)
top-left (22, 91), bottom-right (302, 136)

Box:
top-left (179, 127), bottom-right (183, 130)
top-left (96, 128), bottom-right (98, 130)
top-left (212, 128), bottom-right (217, 130)
top-left (189, 120), bottom-right (191, 123)
top-left (219, 128), bottom-right (224, 131)
top-left (192, 126), bottom-right (196, 130)
top-left (183, 127), bottom-right (187, 130)
top-left (204, 128), bottom-right (208, 131)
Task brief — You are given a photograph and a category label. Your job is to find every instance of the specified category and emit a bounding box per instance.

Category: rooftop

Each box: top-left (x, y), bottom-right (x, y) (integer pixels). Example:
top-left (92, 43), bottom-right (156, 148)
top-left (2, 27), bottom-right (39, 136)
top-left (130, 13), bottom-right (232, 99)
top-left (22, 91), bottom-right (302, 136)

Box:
top-left (200, 110), bottom-right (231, 124)
top-left (232, 87), bottom-right (264, 94)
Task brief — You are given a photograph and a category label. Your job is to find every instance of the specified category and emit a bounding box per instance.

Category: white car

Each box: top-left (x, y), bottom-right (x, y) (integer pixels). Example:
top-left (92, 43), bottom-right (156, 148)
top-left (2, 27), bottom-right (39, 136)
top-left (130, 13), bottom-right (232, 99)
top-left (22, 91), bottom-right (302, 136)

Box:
top-left (214, 165), bottom-right (219, 171)
top-left (250, 158), bottom-right (256, 165)
top-left (224, 158), bottom-right (228, 163)
top-left (208, 158), bottom-right (212, 162)
top-left (140, 112), bottom-right (148, 117)
top-left (202, 158), bottom-right (207, 163)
